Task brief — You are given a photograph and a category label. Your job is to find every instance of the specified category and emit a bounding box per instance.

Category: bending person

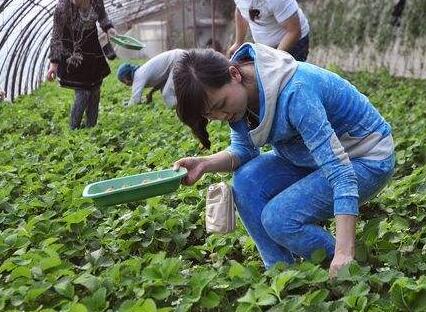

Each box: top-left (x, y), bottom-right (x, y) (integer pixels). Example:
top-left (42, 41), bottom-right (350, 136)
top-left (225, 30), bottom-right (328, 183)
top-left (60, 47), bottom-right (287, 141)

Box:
top-left (172, 45), bottom-right (395, 277)
top-left (117, 49), bottom-right (185, 108)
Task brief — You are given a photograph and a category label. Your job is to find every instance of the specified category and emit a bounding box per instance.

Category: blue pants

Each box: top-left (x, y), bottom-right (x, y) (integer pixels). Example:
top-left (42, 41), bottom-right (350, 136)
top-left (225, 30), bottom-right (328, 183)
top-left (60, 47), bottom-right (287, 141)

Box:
top-left (232, 152), bottom-right (395, 268)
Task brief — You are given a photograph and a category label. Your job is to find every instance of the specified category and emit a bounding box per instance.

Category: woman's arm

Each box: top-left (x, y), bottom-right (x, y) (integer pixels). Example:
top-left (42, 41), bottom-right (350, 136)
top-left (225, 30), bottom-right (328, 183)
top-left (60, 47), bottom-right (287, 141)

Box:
top-left (228, 8), bottom-right (249, 57)
top-left (174, 151), bottom-right (238, 186)
top-left (270, 0), bottom-right (303, 51)
top-left (277, 12), bottom-right (302, 52)
top-left (96, 0), bottom-right (114, 32)
top-left (49, 1), bottom-right (66, 64)
top-left (175, 122), bottom-right (257, 185)
top-left (201, 151), bottom-right (239, 173)
top-left (128, 68), bottom-right (148, 106)
top-left (330, 215), bottom-right (356, 277)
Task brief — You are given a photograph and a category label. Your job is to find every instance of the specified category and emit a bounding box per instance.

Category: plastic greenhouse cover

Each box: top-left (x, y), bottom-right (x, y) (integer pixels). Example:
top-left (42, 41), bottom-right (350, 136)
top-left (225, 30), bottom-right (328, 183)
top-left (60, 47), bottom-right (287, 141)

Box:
top-left (0, 0), bottom-right (168, 101)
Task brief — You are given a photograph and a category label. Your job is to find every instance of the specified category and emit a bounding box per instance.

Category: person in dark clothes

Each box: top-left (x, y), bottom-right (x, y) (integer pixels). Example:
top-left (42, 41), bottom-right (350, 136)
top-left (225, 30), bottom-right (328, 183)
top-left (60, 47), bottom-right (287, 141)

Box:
top-left (47, 0), bottom-right (117, 129)
top-left (0, 89), bottom-right (5, 102)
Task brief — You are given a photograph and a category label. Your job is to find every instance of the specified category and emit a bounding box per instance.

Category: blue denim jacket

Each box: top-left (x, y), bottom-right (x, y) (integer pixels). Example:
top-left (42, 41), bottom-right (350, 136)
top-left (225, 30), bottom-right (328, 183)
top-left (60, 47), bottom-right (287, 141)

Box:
top-left (228, 44), bottom-right (393, 216)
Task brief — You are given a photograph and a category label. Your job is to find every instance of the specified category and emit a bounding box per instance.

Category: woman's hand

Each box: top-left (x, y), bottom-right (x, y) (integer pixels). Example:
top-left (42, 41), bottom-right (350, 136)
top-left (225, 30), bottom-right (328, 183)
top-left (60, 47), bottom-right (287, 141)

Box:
top-left (47, 63), bottom-right (58, 81)
top-left (329, 252), bottom-right (354, 278)
top-left (330, 215), bottom-right (357, 279)
top-left (173, 157), bottom-right (206, 185)
top-left (107, 28), bottom-right (117, 40)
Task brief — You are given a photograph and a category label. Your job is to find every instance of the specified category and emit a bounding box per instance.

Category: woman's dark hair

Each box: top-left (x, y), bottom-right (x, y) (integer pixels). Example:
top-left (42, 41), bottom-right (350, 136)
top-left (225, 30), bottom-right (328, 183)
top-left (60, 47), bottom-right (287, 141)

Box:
top-left (173, 49), bottom-right (231, 149)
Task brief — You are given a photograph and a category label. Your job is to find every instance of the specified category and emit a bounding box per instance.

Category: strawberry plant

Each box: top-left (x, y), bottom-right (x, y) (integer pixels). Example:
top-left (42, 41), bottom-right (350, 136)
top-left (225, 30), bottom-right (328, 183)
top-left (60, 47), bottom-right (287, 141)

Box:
top-left (0, 62), bottom-right (425, 311)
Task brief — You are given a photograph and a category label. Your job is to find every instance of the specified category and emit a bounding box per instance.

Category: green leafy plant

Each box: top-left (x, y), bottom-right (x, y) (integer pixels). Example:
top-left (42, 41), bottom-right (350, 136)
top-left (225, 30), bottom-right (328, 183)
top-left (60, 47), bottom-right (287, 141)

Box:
top-left (0, 61), bottom-right (425, 311)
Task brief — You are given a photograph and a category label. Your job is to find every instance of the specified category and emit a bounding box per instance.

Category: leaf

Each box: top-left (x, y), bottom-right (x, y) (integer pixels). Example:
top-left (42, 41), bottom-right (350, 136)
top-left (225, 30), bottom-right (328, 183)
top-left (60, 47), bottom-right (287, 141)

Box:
top-left (303, 289), bottom-right (329, 306)
top-left (25, 283), bottom-right (51, 301)
top-left (228, 261), bottom-right (253, 281)
top-left (413, 290), bottom-right (426, 312)
top-left (188, 270), bottom-right (217, 300)
top-left (238, 288), bottom-right (257, 305)
top-left (54, 277), bottom-right (75, 299)
top-left (266, 297), bottom-right (304, 311)
top-left (270, 270), bottom-right (299, 297)
top-left (371, 269), bottom-right (404, 284)
top-left (311, 248), bottom-right (327, 264)
top-left (200, 291), bottom-right (221, 308)
top-left (335, 262), bottom-right (370, 281)
top-left (140, 299), bottom-right (157, 312)
top-left (390, 277), bottom-right (418, 309)
top-left (69, 303), bottom-right (88, 312)
top-left (343, 281), bottom-right (370, 309)
top-left (236, 303), bottom-right (255, 312)
top-left (348, 281), bottom-right (370, 297)
top-left (62, 208), bottom-right (93, 226)
top-left (40, 256), bottom-right (62, 271)
top-left (11, 266), bottom-right (31, 280)
top-left (150, 286), bottom-right (171, 301)
top-left (73, 273), bottom-right (100, 292)
top-left (119, 299), bottom-right (157, 312)
top-left (82, 287), bottom-right (107, 312)
top-left (256, 288), bottom-right (277, 306)
top-left (0, 260), bottom-right (16, 273)
top-left (238, 285), bottom-right (277, 307)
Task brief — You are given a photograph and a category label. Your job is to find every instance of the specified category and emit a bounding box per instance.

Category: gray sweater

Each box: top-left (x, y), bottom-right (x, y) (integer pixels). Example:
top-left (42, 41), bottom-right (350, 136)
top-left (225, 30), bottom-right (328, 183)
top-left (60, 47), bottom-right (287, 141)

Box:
top-left (129, 49), bottom-right (186, 108)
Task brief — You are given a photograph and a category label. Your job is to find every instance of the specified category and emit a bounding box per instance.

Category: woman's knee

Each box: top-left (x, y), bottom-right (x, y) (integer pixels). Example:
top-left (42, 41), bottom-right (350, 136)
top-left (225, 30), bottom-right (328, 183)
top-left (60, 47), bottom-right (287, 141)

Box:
top-left (261, 202), bottom-right (302, 244)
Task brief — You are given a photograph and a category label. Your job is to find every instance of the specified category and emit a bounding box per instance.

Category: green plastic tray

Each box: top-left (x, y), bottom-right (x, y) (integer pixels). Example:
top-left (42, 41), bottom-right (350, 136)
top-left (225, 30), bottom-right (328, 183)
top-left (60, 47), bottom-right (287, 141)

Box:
top-left (110, 35), bottom-right (145, 50)
top-left (82, 168), bottom-right (187, 206)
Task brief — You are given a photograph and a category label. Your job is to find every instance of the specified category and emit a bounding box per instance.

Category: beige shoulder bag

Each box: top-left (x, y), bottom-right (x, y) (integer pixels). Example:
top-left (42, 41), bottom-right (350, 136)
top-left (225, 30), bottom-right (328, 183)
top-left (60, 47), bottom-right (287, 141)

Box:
top-left (205, 152), bottom-right (236, 234)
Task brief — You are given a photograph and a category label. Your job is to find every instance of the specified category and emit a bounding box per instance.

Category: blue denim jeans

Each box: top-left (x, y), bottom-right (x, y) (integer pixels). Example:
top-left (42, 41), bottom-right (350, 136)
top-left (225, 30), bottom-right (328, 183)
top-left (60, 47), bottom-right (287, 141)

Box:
top-left (232, 151), bottom-right (395, 268)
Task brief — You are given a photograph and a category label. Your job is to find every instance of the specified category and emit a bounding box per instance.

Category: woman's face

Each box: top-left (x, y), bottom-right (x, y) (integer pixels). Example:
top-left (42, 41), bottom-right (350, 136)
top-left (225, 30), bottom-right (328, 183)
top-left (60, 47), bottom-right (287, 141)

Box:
top-left (121, 77), bottom-right (133, 87)
top-left (203, 66), bottom-right (249, 123)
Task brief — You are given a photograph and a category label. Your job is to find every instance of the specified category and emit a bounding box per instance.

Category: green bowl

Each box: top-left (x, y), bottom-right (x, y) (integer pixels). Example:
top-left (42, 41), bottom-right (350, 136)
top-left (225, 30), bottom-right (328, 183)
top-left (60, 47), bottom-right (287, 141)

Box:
top-left (82, 168), bottom-right (187, 206)
top-left (110, 35), bottom-right (145, 50)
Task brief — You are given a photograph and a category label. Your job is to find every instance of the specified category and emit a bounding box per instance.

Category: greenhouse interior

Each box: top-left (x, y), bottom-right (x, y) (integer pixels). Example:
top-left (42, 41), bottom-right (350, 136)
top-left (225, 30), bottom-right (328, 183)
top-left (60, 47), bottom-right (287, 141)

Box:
top-left (0, 0), bottom-right (425, 311)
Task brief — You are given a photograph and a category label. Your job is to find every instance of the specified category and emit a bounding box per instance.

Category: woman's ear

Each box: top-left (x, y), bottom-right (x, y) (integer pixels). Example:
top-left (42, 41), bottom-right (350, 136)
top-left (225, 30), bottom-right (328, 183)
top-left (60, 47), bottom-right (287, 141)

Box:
top-left (229, 66), bottom-right (242, 82)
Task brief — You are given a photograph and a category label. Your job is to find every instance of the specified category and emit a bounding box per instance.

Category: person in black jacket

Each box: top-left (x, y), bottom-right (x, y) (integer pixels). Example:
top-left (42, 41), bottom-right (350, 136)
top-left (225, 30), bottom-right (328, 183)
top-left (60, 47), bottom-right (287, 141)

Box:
top-left (0, 89), bottom-right (5, 102)
top-left (47, 0), bottom-right (117, 129)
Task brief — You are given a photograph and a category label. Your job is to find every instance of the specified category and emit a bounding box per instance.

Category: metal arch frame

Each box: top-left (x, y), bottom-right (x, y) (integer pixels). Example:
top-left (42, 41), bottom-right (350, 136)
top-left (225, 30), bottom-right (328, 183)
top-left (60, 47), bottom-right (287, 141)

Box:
top-left (7, 2), bottom-right (56, 98)
top-left (0, 0), bottom-right (180, 102)
top-left (1, 0), bottom-right (57, 101)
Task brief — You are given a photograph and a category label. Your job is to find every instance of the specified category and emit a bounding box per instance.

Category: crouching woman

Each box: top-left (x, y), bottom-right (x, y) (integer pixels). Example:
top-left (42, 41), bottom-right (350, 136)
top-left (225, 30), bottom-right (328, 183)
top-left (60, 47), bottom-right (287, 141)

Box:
top-left (172, 44), bottom-right (395, 277)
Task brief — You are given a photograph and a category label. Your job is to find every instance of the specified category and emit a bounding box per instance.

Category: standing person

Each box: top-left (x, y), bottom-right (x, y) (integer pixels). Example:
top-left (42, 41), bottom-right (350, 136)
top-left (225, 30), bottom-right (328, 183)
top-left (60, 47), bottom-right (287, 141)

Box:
top-left (228, 0), bottom-right (310, 61)
top-left (172, 45), bottom-right (395, 277)
top-left (47, 0), bottom-right (117, 129)
top-left (0, 89), bottom-right (5, 102)
top-left (117, 49), bottom-right (185, 108)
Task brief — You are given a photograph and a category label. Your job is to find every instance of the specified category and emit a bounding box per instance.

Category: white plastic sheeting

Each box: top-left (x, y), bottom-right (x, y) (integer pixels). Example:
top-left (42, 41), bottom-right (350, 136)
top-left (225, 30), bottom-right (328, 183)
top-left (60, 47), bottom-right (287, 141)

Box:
top-left (0, 0), bottom-right (175, 101)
